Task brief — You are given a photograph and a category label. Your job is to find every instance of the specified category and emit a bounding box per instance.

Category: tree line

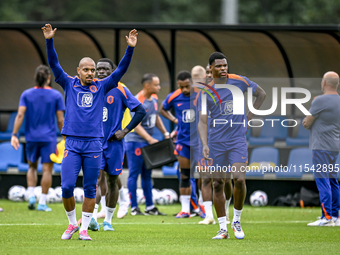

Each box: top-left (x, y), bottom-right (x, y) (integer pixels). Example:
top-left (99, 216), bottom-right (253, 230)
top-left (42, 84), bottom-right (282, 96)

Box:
top-left (0, 0), bottom-right (339, 24)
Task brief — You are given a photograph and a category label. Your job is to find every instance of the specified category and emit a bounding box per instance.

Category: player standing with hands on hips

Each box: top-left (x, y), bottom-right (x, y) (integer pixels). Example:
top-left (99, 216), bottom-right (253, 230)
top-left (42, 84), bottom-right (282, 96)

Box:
top-left (42, 23), bottom-right (137, 240)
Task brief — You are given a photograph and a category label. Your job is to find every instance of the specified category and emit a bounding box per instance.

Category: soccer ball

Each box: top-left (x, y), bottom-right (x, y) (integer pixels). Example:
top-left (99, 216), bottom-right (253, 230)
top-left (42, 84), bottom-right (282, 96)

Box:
top-left (74, 187), bottom-right (84, 203)
top-left (136, 188), bottom-right (145, 205)
top-left (250, 190), bottom-right (268, 206)
top-left (152, 188), bottom-right (160, 204)
top-left (156, 189), bottom-right (178, 205)
top-left (117, 187), bottom-right (130, 204)
top-left (156, 190), bottom-right (171, 205)
top-left (46, 188), bottom-right (57, 203)
top-left (34, 186), bottom-right (42, 201)
top-left (8, 185), bottom-right (26, 202)
top-left (165, 189), bottom-right (178, 203)
top-left (54, 186), bottom-right (63, 203)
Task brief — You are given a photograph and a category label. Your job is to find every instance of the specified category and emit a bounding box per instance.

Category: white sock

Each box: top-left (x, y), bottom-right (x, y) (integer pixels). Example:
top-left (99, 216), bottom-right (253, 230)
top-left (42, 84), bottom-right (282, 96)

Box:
top-left (119, 187), bottom-right (127, 203)
top-left (104, 207), bottom-right (116, 224)
top-left (332, 216), bottom-right (338, 222)
top-left (218, 216), bottom-right (227, 231)
top-left (27, 187), bottom-right (35, 198)
top-left (181, 195), bottom-right (190, 213)
top-left (100, 196), bottom-right (106, 212)
top-left (80, 212), bottom-right (93, 232)
top-left (233, 208), bottom-right (243, 223)
top-left (225, 198), bottom-right (231, 215)
top-left (193, 206), bottom-right (200, 213)
top-left (93, 204), bottom-right (99, 221)
top-left (203, 201), bottom-right (213, 218)
top-left (198, 190), bottom-right (203, 205)
top-left (146, 205), bottom-right (155, 211)
top-left (39, 194), bottom-right (47, 205)
top-left (65, 209), bottom-right (77, 226)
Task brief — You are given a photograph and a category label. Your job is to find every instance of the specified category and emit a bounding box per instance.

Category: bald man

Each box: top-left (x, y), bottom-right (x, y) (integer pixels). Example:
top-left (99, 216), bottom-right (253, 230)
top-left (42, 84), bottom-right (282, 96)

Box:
top-left (42, 24), bottom-right (138, 240)
top-left (303, 71), bottom-right (340, 227)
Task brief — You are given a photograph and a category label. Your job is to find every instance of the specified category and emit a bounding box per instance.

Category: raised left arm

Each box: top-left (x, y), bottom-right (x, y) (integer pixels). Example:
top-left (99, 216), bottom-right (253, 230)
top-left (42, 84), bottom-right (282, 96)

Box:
top-left (104, 30), bottom-right (138, 92)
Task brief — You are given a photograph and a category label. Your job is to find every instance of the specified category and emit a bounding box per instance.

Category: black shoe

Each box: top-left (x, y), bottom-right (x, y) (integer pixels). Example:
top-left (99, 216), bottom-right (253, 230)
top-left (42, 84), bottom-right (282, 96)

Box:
top-left (131, 207), bottom-right (144, 216)
top-left (28, 203), bottom-right (35, 210)
top-left (190, 210), bottom-right (199, 217)
top-left (144, 207), bottom-right (167, 216)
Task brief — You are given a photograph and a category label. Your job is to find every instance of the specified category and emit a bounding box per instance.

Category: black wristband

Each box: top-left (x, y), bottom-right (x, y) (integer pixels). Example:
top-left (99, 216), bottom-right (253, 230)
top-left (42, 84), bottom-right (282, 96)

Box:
top-left (12, 133), bottom-right (18, 137)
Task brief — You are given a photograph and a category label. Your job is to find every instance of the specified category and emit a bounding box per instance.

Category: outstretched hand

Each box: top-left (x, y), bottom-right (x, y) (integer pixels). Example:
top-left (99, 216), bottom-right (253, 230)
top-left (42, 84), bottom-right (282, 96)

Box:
top-left (126, 29), bottom-right (138, 47)
top-left (41, 24), bottom-right (57, 39)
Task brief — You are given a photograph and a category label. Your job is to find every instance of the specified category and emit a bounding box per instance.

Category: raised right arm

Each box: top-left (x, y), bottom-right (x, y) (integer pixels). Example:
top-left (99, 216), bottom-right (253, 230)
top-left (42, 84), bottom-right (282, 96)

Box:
top-left (42, 24), bottom-right (67, 88)
top-left (46, 39), bottom-right (65, 83)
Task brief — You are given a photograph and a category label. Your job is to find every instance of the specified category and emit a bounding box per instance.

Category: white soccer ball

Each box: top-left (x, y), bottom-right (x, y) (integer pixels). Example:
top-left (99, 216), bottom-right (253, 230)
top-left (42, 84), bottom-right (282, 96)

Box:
top-left (164, 189), bottom-right (178, 204)
top-left (8, 185), bottom-right (26, 202)
top-left (24, 190), bottom-right (31, 202)
top-left (74, 187), bottom-right (84, 203)
top-left (250, 190), bottom-right (268, 207)
top-left (47, 188), bottom-right (57, 203)
top-left (136, 188), bottom-right (145, 205)
top-left (54, 186), bottom-right (63, 203)
top-left (117, 187), bottom-right (129, 204)
top-left (152, 188), bottom-right (161, 204)
top-left (34, 186), bottom-right (42, 201)
top-left (156, 190), bottom-right (170, 205)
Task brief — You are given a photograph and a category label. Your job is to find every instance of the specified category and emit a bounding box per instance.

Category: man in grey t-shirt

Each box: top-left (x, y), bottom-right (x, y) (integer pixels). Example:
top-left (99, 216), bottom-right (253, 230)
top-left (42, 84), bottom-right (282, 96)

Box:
top-left (303, 71), bottom-right (340, 227)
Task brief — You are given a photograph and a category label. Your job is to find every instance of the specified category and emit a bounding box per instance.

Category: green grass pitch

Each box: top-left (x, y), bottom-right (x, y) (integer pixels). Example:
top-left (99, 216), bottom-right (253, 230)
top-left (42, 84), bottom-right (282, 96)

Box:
top-left (0, 200), bottom-right (339, 254)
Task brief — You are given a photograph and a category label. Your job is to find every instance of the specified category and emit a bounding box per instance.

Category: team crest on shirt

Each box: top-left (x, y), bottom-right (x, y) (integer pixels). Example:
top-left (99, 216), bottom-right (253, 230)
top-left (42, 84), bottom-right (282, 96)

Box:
top-left (182, 109), bottom-right (195, 123)
top-left (220, 100), bottom-right (233, 115)
top-left (77, 92), bottom-right (93, 107)
top-left (103, 107), bottom-right (108, 122)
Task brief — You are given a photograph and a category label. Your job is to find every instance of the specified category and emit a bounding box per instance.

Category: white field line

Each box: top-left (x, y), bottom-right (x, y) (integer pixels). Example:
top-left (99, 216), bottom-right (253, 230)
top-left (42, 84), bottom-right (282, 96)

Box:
top-left (0, 220), bottom-right (310, 226)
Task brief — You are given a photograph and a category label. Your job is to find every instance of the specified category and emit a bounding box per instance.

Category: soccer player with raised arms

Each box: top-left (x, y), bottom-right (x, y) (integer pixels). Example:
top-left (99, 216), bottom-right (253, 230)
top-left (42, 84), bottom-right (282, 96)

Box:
top-left (41, 23), bottom-right (137, 240)
top-left (198, 52), bottom-right (266, 239)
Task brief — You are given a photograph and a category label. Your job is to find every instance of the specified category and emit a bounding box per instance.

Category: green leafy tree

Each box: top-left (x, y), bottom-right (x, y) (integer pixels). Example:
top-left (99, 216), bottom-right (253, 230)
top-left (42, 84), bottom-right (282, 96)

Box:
top-left (239, 0), bottom-right (340, 24)
top-left (0, 0), bottom-right (340, 24)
